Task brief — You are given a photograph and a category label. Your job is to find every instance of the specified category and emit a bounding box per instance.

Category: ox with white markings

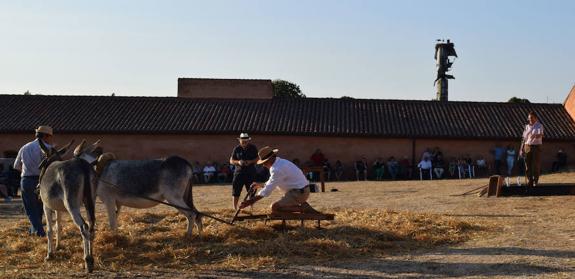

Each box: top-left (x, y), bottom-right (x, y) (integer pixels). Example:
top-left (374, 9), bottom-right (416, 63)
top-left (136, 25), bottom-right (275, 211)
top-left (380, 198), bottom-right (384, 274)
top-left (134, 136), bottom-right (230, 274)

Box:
top-left (97, 156), bottom-right (203, 237)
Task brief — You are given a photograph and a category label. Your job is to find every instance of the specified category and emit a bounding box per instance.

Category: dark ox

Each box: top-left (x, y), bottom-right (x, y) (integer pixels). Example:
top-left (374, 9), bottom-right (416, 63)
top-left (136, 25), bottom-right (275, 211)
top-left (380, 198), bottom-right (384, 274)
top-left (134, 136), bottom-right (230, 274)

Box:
top-left (38, 140), bottom-right (98, 273)
top-left (97, 156), bottom-right (203, 237)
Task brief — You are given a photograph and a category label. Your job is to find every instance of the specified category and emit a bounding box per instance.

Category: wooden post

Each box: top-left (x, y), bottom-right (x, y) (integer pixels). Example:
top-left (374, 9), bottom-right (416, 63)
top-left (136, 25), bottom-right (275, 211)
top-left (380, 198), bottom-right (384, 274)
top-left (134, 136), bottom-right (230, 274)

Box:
top-left (487, 175), bottom-right (504, 197)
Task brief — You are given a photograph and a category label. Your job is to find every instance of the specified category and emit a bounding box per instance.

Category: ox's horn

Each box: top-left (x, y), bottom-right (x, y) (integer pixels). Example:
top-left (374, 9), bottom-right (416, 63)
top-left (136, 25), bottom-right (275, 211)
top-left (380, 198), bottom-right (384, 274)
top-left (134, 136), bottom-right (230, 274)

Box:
top-left (57, 140), bottom-right (75, 156)
top-left (74, 139), bottom-right (88, 157)
top-left (91, 139), bottom-right (101, 148)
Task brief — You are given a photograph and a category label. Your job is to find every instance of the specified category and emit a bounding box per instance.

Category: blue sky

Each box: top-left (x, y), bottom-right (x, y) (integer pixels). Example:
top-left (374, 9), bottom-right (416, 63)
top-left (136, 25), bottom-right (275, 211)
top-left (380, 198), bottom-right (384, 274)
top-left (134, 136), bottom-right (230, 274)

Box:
top-left (1, 0), bottom-right (573, 102)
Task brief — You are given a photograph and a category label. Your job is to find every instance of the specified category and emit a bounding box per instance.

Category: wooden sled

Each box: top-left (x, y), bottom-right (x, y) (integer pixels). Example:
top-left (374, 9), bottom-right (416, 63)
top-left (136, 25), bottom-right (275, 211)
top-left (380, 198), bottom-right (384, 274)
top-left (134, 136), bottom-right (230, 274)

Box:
top-left (233, 212), bottom-right (335, 229)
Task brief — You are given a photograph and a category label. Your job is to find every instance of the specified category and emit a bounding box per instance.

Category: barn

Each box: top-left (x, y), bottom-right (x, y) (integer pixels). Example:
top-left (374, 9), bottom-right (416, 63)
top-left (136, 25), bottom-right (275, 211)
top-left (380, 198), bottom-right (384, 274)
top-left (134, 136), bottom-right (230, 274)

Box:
top-left (1, 78), bottom-right (574, 179)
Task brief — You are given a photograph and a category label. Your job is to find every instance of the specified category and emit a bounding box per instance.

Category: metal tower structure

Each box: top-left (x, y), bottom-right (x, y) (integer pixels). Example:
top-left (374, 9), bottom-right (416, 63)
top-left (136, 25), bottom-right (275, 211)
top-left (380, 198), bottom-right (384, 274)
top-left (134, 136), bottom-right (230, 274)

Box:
top-left (434, 39), bottom-right (457, 102)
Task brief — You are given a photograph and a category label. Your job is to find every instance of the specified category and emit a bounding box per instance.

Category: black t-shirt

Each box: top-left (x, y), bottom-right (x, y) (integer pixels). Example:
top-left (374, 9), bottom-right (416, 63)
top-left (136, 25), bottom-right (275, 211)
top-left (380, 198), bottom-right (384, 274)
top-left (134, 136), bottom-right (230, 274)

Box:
top-left (231, 143), bottom-right (258, 173)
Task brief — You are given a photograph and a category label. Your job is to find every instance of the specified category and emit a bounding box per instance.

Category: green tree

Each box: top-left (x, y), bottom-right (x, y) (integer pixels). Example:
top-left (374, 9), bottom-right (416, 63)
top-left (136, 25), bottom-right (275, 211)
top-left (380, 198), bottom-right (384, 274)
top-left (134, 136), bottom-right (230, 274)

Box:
top-left (508, 97), bottom-right (530, 104)
top-left (272, 79), bottom-right (306, 98)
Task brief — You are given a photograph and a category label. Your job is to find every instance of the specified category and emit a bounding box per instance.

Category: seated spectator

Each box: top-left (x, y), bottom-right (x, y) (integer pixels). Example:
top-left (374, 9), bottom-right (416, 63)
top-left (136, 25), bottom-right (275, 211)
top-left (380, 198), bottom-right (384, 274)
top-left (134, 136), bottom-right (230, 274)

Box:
top-left (334, 160), bottom-right (344, 181)
top-left (310, 149), bottom-right (327, 181)
top-left (355, 157), bottom-right (368, 181)
top-left (387, 156), bottom-right (400, 180)
top-left (421, 148), bottom-right (432, 161)
top-left (303, 160), bottom-right (315, 181)
top-left (552, 149), bottom-right (567, 172)
top-left (217, 163), bottom-right (232, 183)
top-left (323, 159), bottom-right (333, 181)
top-left (475, 155), bottom-right (488, 176)
top-left (310, 149), bottom-right (326, 166)
top-left (432, 147), bottom-right (443, 162)
top-left (372, 158), bottom-right (385, 180)
top-left (203, 161), bottom-right (217, 183)
top-left (457, 157), bottom-right (473, 178)
top-left (0, 166), bottom-right (10, 202)
top-left (417, 157), bottom-right (432, 179)
top-left (448, 157), bottom-right (458, 177)
top-left (399, 156), bottom-right (412, 179)
top-left (192, 161), bottom-right (202, 183)
top-left (433, 155), bottom-right (445, 179)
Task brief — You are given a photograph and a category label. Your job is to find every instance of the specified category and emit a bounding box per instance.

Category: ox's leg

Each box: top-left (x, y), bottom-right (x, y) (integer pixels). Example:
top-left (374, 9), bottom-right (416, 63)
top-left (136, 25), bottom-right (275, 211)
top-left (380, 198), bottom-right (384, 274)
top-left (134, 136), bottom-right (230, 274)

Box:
top-left (44, 206), bottom-right (54, 261)
top-left (69, 208), bottom-right (94, 273)
top-left (102, 199), bottom-right (118, 231)
top-left (166, 197), bottom-right (202, 238)
top-left (115, 203), bottom-right (122, 217)
top-left (55, 210), bottom-right (62, 250)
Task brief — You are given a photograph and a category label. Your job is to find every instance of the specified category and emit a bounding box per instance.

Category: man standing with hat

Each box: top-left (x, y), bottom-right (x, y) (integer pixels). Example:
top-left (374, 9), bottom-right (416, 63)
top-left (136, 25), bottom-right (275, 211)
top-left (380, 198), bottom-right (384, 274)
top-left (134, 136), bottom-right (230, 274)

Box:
top-left (13, 125), bottom-right (54, 237)
top-left (229, 133), bottom-right (258, 210)
top-left (240, 146), bottom-right (319, 214)
top-left (520, 111), bottom-right (544, 188)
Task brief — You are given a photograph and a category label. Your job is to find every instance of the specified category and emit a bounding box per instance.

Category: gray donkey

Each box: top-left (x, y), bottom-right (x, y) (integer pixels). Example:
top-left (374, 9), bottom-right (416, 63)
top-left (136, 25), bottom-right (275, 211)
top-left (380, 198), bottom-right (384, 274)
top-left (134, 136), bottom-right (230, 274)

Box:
top-left (38, 140), bottom-right (98, 273)
top-left (97, 156), bottom-right (203, 238)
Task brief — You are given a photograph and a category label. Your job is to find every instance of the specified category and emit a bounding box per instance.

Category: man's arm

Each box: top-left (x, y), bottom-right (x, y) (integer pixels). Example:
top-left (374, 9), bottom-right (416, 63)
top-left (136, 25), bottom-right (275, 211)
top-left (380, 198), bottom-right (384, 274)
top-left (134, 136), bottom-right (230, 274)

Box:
top-left (13, 147), bottom-right (23, 171)
top-left (239, 183), bottom-right (264, 208)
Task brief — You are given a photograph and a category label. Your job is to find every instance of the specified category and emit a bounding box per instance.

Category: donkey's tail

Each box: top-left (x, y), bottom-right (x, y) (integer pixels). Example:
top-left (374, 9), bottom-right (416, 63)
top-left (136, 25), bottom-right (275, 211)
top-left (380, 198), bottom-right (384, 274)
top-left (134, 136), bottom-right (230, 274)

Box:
top-left (83, 162), bottom-right (96, 233)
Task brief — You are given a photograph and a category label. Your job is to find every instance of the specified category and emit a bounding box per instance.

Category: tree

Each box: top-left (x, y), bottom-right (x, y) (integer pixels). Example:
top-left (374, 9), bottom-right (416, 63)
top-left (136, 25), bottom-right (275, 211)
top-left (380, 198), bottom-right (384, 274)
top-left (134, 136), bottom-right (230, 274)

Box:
top-left (508, 97), bottom-right (530, 104)
top-left (23, 90), bottom-right (31, 95)
top-left (272, 79), bottom-right (306, 98)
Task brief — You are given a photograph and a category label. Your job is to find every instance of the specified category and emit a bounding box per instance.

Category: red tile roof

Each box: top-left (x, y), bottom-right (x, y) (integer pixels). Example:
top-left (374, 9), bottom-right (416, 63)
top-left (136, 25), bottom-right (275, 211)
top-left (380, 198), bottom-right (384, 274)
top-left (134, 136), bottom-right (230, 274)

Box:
top-left (1, 94), bottom-right (574, 140)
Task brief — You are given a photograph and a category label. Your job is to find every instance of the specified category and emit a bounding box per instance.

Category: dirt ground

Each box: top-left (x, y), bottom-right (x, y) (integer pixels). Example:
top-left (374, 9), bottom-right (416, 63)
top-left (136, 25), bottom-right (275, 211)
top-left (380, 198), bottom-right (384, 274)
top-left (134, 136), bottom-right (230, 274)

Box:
top-left (1, 172), bottom-right (574, 278)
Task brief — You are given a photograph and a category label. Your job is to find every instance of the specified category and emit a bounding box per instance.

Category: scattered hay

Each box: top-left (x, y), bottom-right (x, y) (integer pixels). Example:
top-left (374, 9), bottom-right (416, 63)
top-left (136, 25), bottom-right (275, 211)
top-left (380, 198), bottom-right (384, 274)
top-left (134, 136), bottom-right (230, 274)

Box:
top-left (0, 208), bottom-right (493, 277)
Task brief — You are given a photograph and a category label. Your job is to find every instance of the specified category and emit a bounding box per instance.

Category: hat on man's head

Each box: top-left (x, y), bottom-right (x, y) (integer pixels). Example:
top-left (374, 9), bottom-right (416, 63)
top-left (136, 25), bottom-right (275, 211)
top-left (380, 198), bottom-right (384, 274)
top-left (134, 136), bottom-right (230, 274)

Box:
top-left (238, 133), bottom-right (251, 140)
top-left (35, 125), bottom-right (53, 136)
top-left (257, 146), bottom-right (279, 164)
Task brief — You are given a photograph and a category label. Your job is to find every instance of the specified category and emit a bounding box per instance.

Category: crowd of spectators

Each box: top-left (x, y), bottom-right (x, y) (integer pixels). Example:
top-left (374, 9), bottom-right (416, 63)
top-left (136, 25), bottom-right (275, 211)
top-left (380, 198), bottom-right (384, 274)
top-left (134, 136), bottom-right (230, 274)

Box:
top-left (190, 161), bottom-right (269, 184)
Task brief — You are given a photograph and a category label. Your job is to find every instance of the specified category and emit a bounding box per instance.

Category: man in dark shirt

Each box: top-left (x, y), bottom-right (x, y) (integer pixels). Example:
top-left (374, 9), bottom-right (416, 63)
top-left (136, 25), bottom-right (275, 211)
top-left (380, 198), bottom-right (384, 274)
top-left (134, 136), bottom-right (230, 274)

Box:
top-left (229, 133), bottom-right (258, 210)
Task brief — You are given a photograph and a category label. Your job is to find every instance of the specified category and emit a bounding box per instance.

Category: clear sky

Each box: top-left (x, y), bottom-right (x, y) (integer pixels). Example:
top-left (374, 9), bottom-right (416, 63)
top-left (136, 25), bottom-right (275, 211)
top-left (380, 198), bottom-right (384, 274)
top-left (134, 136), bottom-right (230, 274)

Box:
top-left (1, 0), bottom-right (573, 103)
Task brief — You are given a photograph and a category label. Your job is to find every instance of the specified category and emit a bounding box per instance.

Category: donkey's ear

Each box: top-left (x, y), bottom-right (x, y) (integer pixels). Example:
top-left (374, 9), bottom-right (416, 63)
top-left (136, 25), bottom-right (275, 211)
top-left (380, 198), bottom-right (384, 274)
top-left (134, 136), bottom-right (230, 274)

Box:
top-left (74, 139), bottom-right (87, 157)
top-left (57, 140), bottom-right (75, 156)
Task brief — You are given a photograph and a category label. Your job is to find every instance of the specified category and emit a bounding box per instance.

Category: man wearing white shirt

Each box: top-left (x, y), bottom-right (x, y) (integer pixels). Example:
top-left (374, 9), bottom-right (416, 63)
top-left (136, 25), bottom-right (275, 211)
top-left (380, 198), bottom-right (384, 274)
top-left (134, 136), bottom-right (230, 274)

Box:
top-left (13, 125), bottom-right (54, 237)
top-left (520, 111), bottom-right (544, 187)
top-left (240, 146), bottom-right (318, 214)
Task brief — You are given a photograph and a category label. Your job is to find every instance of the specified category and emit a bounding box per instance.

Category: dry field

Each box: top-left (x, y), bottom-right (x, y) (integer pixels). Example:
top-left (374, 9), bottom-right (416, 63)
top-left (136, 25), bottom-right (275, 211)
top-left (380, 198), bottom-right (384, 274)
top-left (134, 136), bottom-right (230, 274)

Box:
top-left (1, 172), bottom-right (574, 278)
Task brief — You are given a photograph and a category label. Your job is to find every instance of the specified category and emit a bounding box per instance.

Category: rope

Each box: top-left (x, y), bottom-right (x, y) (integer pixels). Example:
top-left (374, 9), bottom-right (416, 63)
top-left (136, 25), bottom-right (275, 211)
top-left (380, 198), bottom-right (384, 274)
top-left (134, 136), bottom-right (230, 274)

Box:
top-left (98, 179), bottom-right (234, 225)
top-left (450, 184), bottom-right (488, 196)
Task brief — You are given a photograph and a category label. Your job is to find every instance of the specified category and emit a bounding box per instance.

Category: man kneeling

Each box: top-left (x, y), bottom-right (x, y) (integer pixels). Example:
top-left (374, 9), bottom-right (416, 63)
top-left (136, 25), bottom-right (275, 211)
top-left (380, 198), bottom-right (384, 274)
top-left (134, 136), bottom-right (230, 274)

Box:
top-left (240, 146), bottom-right (318, 214)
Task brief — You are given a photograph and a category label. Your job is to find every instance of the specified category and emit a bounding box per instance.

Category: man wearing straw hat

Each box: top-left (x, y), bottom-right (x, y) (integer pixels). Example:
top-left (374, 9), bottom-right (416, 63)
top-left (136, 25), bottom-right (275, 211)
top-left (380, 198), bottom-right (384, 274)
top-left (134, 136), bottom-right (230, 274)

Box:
top-left (240, 146), bottom-right (319, 214)
top-left (13, 125), bottom-right (55, 237)
top-left (229, 133), bottom-right (258, 210)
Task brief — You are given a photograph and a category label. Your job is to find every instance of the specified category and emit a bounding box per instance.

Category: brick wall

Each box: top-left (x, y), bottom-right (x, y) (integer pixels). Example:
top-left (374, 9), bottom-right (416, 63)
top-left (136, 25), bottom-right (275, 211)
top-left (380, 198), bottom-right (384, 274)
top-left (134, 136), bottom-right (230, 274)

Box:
top-left (1, 133), bottom-right (572, 179)
top-left (563, 85), bottom-right (575, 121)
top-left (177, 78), bottom-right (273, 99)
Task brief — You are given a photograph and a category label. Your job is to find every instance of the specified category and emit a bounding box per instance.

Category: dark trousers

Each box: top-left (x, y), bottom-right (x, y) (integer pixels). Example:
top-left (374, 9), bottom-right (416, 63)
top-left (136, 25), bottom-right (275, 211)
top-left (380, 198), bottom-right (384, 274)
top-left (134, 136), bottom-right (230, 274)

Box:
top-left (232, 172), bottom-right (255, 197)
top-left (525, 145), bottom-right (541, 186)
top-left (21, 176), bottom-right (45, 236)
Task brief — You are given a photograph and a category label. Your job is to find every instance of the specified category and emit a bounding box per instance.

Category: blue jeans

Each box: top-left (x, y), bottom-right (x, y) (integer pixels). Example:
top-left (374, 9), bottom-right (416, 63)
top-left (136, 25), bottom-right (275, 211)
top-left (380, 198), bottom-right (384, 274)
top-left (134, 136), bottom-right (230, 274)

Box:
top-left (21, 176), bottom-right (45, 237)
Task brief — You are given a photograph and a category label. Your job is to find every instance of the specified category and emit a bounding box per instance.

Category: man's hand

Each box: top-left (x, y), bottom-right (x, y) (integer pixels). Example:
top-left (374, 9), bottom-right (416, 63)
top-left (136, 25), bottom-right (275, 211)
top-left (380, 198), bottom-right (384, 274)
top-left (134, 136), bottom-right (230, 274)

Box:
top-left (250, 183), bottom-right (263, 191)
top-left (240, 195), bottom-right (262, 209)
